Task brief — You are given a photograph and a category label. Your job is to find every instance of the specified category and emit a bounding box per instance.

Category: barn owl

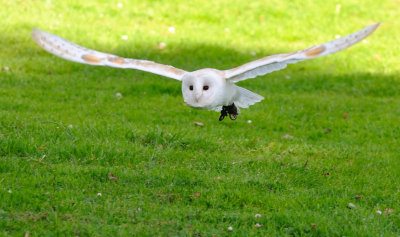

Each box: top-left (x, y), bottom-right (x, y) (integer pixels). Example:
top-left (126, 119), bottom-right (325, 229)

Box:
top-left (32, 23), bottom-right (379, 121)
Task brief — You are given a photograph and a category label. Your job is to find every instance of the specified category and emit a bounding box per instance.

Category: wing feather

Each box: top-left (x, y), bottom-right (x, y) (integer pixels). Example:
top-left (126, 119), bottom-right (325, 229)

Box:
top-left (224, 23), bottom-right (380, 83)
top-left (32, 29), bottom-right (187, 80)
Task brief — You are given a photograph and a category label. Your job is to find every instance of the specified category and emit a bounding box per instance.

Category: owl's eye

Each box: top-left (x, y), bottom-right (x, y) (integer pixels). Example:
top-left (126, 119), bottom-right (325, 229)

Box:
top-left (189, 85), bottom-right (193, 90)
top-left (203, 85), bottom-right (209, 91)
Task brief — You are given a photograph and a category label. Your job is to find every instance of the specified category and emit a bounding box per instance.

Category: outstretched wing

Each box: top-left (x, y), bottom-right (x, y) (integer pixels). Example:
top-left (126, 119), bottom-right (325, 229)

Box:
top-left (224, 23), bottom-right (380, 83)
top-left (32, 29), bottom-right (187, 81)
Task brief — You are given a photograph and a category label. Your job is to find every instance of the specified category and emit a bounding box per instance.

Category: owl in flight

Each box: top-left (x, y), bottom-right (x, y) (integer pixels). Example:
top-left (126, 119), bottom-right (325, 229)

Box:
top-left (32, 23), bottom-right (379, 121)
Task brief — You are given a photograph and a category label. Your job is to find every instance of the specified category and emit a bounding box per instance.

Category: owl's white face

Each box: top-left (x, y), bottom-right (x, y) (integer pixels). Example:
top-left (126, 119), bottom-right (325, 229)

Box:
top-left (181, 69), bottom-right (225, 109)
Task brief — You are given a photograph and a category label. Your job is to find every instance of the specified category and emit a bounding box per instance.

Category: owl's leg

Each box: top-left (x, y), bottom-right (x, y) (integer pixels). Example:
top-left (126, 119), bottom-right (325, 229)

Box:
top-left (219, 103), bottom-right (239, 121)
top-left (219, 107), bottom-right (228, 121)
top-left (227, 103), bottom-right (239, 120)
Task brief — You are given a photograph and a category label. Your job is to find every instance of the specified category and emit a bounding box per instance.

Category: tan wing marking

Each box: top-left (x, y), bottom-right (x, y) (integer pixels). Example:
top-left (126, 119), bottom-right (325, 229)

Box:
top-left (82, 54), bottom-right (104, 63)
top-left (108, 57), bottom-right (126, 64)
top-left (305, 45), bottom-right (326, 57)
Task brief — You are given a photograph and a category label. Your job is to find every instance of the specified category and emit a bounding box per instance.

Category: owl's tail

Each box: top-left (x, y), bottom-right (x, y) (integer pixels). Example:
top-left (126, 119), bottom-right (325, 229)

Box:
top-left (234, 86), bottom-right (264, 108)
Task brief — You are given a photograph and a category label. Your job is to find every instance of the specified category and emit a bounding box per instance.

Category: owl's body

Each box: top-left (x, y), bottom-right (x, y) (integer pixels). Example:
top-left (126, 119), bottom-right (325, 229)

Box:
top-left (32, 23), bottom-right (380, 120)
top-left (181, 68), bottom-right (263, 112)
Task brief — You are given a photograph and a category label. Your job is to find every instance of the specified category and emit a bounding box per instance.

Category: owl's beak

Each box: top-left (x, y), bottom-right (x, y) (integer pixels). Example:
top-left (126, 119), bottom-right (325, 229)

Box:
top-left (195, 93), bottom-right (202, 102)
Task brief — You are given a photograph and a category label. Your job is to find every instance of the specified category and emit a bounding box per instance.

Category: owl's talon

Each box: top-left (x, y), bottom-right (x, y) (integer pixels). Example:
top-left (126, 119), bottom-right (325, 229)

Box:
top-left (219, 107), bottom-right (228, 121)
top-left (219, 103), bottom-right (239, 121)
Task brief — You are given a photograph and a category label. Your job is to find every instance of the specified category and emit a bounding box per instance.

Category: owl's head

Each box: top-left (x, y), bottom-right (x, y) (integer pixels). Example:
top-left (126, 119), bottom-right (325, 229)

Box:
top-left (181, 69), bottom-right (225, 109)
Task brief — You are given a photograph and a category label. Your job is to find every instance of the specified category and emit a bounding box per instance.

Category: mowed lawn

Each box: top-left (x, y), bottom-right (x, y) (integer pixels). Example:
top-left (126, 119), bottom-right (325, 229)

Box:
top-left (1, 0), bottom-right (399, 235)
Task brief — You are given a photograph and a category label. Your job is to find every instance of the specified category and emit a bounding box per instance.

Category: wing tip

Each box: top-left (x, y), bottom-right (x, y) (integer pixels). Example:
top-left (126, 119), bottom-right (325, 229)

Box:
top-left (31, 28), bottom-right (43, 46)
top-left (372, 22), bottom-right (381, 28)
top-left (31, 28), bottom-right (55, 42)
top-left (365, 22), bottom-right (381, 35)
top-left (31, 28), bottom-right (42, 38)
top-left (31, 28), bottom-right (50, 45)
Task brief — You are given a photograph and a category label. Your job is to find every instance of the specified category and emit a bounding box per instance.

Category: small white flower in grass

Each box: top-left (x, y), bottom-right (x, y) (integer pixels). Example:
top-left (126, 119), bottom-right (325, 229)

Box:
top-left (8, 190), bottom-right (12, 194)
top-left (158, 42), bottom-right (167, 50)
top-left (137, 207), bottom-right (141, 211)
top-left (121, 35), bottom-right (128, 40)
top-left (363, 39), bottom-right (368, 44)
top-left (168, 27), bottom-right (175, 34)
top-left (97, 192), bottom-right (102, 197)
top-left (117, 2), bottom-right (123, 8)
top-left (254, 223), bottom-right (262, 228)
top-left (347, 202), bottom-right (356, 209)
top-left (115, 92), bottom-right (123, 99)
top-left (250, 51), bottom-right (256, 56)
top-left (247, 120), bottom-right (252, 124)
top-left (68, 124), bottom-right (73, 129)
top-left (254, 214), bottom-right (261, 218)
top-left (3, 66), bottom-right (9, 71)
top-left (281, 134), bottom-right (294, 139)
top-left (376, 210), bottom-right (382, 215)
top-left (335, 35), bottom-right (341, 39)
top-left (227, 226), bottom-right (233, 231)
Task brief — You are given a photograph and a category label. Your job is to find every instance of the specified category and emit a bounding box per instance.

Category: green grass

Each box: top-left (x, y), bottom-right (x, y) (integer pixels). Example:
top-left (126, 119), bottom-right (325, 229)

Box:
top-left (1, 0), bottom-right (400, 235)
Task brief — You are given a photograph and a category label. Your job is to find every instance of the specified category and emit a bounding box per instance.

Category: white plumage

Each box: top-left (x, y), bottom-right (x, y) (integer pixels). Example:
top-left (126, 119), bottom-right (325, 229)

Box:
top-left (32, 23), bottom-right (380, 120)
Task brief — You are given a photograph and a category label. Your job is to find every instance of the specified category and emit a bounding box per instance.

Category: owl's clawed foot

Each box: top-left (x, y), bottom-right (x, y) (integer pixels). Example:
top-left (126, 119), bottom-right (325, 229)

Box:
top-left (219, 103), bottom-right (239, 121)
top-left (219, 109), bottom-right (228, 121)
top-left (229, 113), bottom-right (237, 120)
